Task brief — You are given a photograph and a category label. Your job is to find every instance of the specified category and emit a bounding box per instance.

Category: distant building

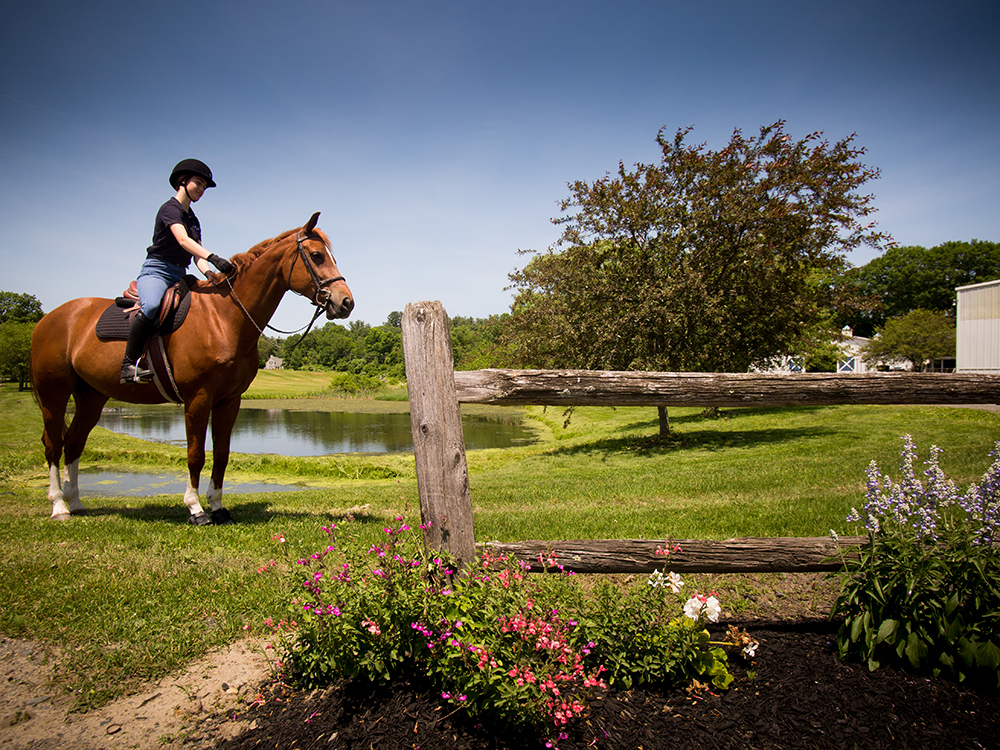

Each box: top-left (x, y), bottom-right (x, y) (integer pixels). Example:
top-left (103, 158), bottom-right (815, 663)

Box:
top-left (956, 278), bottom-right (1000, 373)
top-left (836, 327), bottom-right (873, 373)
top-left (757, 326), bottom-right (909, 374)
top-left (265, 356), bottom-right (284, 370)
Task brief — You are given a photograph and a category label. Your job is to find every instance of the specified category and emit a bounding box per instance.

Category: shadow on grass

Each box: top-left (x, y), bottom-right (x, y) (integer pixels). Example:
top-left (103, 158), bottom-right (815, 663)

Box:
top-left (81, 499), bottom-right (384, 526)
top-left (551, 406), bottom-right (836, 458)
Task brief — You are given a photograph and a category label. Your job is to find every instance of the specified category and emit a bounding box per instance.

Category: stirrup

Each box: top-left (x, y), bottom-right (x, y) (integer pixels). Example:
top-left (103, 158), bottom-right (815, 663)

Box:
top-left (120, 360), bottom-right (153, 384)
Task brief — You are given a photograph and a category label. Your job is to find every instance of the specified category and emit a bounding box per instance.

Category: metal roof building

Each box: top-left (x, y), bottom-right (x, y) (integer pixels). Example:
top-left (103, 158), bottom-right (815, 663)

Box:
top-left (956, 278), bottom-right (1000, 373)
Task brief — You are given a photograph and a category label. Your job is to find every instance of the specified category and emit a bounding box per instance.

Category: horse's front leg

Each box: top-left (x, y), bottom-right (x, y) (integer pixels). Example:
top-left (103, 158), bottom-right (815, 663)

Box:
top-left (183, 397), bottom-right (212, 525)
top-left (205, 395), bottom-right (242, 525)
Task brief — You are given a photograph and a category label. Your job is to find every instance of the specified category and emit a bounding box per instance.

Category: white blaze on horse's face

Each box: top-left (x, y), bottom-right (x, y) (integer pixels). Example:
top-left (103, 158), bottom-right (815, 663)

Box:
top-left (304, 255), bottom-right (353, 319)
top-left (291, 213), bottom-right (353, 320)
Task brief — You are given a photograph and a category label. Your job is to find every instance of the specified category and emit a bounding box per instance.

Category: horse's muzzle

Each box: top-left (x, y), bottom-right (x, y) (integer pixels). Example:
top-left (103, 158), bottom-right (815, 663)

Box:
top-left (326, 295), bottom-right (354, 320)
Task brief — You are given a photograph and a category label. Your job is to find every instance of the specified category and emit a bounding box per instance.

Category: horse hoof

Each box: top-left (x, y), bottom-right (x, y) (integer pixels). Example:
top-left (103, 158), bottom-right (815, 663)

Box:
top-left (210, 509), bottom-right (234, 525)
top-left (50, 513), bottom-right (71, 521)
top-left (189, 511), bottom-right (212, 526)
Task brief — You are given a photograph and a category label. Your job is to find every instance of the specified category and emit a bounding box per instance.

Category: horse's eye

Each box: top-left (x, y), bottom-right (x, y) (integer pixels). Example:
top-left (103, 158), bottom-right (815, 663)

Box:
top-left (310, 252), bottom-right (325, 264)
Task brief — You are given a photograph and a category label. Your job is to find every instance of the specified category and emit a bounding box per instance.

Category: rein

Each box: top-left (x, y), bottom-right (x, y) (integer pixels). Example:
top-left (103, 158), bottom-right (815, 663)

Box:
top-left (222, 230), bottom-right (346, 350)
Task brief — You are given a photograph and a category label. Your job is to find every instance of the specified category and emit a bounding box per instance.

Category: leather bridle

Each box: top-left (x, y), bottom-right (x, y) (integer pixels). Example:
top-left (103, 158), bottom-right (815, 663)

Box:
top-left (222, 229), bottom-right (348, 346)
top-left (289, 230), bottom-right (346, 311)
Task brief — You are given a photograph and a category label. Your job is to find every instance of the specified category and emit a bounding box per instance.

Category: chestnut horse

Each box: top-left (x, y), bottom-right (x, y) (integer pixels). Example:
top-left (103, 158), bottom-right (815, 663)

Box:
top-left (30, 212), bottom-right (354, 524)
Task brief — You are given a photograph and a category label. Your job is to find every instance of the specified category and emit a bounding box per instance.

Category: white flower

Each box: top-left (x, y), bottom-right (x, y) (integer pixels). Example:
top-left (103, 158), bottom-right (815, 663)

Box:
top-left (683, 597), bottom-right (703, 621)
top-left (666, 571), bottom-right (684, 594)
top-left (647, 569), bottom-right (666, 588)
top-left (703, 596), bottom-right (722, 623)
top-left (743, 641), bottom-right (759, 658)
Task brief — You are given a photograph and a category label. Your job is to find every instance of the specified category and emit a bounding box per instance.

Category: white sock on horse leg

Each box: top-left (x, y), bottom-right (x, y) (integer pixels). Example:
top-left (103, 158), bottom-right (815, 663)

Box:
top-left (63, 460), bottom-right (85, 513)
top-left (206, 479), bottom-right (223, 512)
top-left (184, 479), bottom-right (205, 516)
top-left (49, 464), bottom-right (71, 520)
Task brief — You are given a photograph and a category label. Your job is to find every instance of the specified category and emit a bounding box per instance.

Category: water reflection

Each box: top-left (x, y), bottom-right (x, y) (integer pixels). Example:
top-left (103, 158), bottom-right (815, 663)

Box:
top-left (98, 405), bottom-right (536, 456)
top-left (79, 471), bottom-right (309, 496)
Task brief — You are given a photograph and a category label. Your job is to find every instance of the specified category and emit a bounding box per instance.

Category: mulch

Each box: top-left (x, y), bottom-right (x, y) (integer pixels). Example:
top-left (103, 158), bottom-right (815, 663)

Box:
top-left (216, 619), bottom-right (999, 750)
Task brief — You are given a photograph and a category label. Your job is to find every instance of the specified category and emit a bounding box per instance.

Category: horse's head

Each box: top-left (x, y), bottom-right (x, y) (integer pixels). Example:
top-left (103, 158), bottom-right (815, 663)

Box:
top-left (288, 212), bottom-right (354, 320)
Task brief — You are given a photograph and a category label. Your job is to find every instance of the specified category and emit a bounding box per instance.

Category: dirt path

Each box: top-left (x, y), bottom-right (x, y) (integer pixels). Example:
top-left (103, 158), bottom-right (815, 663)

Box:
top-left (0, 638), bottom-right (271, 750)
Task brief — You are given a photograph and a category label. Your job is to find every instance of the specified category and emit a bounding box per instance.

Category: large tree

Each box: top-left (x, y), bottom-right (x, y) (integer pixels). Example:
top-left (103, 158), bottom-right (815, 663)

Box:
top-left (0, 292), bottom-right (43, 391)
top-left (0, 321), bottom-right (34, 390)
top-left (501, 122), bottom-right (890, 431)
top-left (0, 291), bottom-right (44, 325)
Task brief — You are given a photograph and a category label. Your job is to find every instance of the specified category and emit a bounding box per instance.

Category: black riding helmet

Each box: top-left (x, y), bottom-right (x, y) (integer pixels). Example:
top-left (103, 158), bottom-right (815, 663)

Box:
top-left (169, 158), bottom-right (217, 190)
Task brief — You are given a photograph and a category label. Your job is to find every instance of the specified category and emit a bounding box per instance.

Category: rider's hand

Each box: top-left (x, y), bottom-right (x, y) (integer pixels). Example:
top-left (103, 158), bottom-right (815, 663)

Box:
top-left (207, 253), bottom-right (235, 275)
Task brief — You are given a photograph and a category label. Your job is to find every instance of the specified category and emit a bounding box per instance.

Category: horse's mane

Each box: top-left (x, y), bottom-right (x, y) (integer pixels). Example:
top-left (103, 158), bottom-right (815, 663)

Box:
top-left (195, 225), bottom-right (331, 286)
top-left (230, 228), bottom-right (298, 272)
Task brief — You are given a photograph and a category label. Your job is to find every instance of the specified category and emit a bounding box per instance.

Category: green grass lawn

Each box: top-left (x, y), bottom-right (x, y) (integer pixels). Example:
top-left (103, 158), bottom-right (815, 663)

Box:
top-left (0, 375), bottom-right (997, 708)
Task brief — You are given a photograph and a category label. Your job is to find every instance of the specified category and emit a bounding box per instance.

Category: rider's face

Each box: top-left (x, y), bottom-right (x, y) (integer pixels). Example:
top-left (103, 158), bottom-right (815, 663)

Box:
top-left (185, 176), bottom-right (208, 202)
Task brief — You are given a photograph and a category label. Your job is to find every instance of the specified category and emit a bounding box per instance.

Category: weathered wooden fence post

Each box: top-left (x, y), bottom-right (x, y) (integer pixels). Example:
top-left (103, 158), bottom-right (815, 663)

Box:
top-left (401, 301), bottom-right (476, 570)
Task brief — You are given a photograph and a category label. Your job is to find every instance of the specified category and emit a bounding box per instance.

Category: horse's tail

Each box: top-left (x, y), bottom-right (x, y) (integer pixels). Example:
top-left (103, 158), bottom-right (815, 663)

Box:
top-left (28, 326), bottom-right (68, 440)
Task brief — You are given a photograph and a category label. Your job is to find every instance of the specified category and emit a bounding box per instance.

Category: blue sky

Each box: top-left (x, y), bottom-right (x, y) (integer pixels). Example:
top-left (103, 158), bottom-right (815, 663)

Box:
top-left (2, 0), bottom-right (997, 332)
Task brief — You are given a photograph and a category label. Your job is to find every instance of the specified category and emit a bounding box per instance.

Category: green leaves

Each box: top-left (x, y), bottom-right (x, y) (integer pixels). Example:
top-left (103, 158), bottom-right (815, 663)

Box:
top-left (503, 121), bottom-right (890, 373)
top-left (862, 308), bottom-right (956, 372)
top-left (832, 439), bottom-right (1000, 687)
top-left (876, 617), bottom-right (898, 644)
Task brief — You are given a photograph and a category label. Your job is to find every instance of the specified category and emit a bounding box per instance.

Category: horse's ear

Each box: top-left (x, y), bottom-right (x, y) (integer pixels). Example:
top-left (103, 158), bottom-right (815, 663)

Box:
top-left (305, 212), bottom-right (320, 233)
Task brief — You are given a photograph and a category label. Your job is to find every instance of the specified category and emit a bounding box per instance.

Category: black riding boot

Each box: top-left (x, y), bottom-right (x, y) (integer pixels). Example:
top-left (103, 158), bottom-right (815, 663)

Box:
top-left (120, 311), bottom-right (156, 384)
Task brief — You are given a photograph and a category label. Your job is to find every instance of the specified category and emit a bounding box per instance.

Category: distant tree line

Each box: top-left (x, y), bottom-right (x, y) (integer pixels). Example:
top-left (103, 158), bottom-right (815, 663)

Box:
top-left (829, 240), bottom-right (999, 371)
top-left (257, 313), bottom-right (505, 391)
top-left (5, 126), bottom-right (998, 391)
top-left (4, 234), bottom-right (996, 392)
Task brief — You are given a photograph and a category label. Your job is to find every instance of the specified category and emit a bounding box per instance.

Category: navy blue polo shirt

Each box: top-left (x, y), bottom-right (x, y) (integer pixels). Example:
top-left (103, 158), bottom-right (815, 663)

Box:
top-left (145, 197), bottom-right (201, 268)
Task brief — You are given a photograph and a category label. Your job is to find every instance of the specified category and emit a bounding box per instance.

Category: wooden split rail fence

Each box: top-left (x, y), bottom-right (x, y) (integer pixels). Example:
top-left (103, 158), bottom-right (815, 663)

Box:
top-left (401, 300), bottom-right (1000, 575)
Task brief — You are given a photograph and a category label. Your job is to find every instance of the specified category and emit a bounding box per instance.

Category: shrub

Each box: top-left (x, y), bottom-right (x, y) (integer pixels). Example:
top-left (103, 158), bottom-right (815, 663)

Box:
top-left (328, 371), bottom-right (385, 395)
top-left (271, 520), bottom-right (748, 742)
top-left (831, 436), bottom-right (1000, 685)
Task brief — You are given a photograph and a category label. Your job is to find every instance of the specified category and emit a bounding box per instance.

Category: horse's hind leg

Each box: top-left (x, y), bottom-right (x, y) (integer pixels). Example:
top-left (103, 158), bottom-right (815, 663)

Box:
top-left (36, 382), bottom-right (73, 519)
top-left (60, 385), bottom-right (110, 515)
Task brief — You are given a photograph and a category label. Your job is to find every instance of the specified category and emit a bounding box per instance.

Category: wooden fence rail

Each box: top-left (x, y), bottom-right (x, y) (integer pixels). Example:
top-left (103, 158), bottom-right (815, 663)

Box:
top-left (453, 369), bottom-right (1000, 407)
top-left (480, 537), bottom-right (866, 574)
top-left (401, 300), bottom-right (1000, 574)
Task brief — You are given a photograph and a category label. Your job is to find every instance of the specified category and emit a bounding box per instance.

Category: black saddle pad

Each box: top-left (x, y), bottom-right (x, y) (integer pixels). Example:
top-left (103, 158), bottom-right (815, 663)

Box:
top-left (95, 303), bottom-right (135, 340)
top-left (95, 277), bottom-right (195, 341)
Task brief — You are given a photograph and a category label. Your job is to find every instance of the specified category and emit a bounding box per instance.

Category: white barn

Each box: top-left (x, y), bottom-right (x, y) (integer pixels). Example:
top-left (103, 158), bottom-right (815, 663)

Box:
top-left (836, 326), bottom-right (874, 373)
top-left (956, 278), bottom-right (1000, 373)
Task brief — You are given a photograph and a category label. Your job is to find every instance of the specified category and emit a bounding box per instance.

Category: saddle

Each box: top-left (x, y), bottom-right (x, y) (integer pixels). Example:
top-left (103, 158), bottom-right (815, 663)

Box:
top-left (95, 275), bottom-right (197, 405)
top-left (95, 275), bottom-right (196, 341)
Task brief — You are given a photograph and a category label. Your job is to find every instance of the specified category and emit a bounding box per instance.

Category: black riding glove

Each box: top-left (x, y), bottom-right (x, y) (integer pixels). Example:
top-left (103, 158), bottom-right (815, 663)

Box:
top-left (207, 253), bottom-right (235, 275)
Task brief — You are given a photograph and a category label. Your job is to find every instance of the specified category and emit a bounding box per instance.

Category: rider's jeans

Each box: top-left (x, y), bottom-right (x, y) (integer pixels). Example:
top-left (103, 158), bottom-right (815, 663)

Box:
top-left (137, 258), bottom-right (187, 319)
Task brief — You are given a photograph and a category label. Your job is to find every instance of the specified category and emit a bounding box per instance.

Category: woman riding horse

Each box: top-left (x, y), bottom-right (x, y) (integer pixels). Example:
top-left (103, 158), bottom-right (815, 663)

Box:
top-left (32, 210), bottom-right (353, 525)
top-left (122, 159), bottom-right (236, 384)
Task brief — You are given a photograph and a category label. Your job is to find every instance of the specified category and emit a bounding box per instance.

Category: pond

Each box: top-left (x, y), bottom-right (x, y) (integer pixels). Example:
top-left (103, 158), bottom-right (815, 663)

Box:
top-left (97, 404), bottom-right (538, 456)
